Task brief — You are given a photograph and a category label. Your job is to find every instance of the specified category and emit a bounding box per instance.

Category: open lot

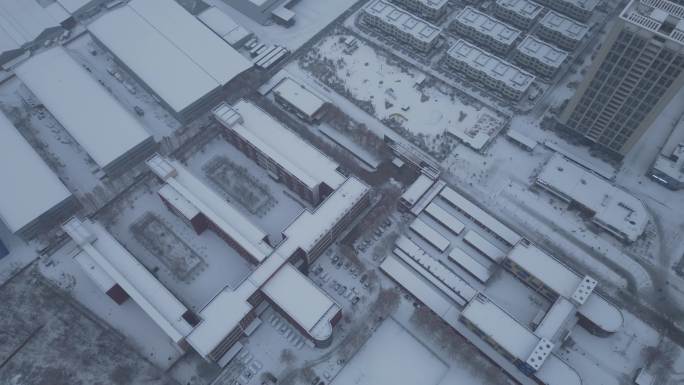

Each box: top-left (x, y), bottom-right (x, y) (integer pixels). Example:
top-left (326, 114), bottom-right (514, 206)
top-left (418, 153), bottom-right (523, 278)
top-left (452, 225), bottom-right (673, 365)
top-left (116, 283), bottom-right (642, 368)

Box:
top-left (299, 34), bottom-right (506, 156)
top-left (331, 317), bottom-right (448, 385)
top-left (0, 266), bottom-right (177, 385)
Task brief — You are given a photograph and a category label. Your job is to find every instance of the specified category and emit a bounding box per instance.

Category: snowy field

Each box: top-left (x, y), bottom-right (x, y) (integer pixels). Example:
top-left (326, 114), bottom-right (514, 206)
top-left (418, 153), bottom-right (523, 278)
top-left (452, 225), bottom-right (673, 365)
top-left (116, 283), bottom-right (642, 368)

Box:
top-left (205, 0), bottom-right (359, 51)
top-left (299, 34), bottom-right (506, 155)
top-left (331, 318), bottom-right (448, 385)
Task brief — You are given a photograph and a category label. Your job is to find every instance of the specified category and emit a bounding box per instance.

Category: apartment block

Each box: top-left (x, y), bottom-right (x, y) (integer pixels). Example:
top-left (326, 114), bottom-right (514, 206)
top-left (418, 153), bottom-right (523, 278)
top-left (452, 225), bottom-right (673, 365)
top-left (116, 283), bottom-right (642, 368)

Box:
top-left (451, 6), bottom-right (522, 54)
top-left (537, 11), bottom-right (589, 50)
top-left (513, 35), bottom-right (569, 78)
top-left (536, 0), bottom-right (599, 22)
top-left (363, 0), bottom-right (442, 53)
top-left (391, 0), bottom-right (448, 20)
top-left (492, 0), bottom-right (544, 30)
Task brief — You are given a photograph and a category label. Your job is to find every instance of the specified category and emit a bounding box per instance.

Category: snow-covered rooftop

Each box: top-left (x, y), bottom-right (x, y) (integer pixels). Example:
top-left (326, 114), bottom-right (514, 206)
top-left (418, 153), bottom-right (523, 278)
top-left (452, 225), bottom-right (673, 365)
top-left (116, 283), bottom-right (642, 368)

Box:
top-left (214, 100), bottom-right (345, 191)
top-left (15, 47), bottom-right (152, 170)
top-left (279, 177), bottom-right (369, 257)
top-left (507, 241), bottom-right (623, 333)
top-left (495, 0), bottom-right (544, 19)
top-left (536, 154), bottom-right (648, 242)
top-left (196, 6), bottom-right (252, 47)
top-left (364, 0), bottom-right (442, 43)
top-left (559, 0), bottom-right (600, 11)
top-left (410, 217), bottom-right (450, 252)
top-left (454, 7), bottom-right (522, 46)
top-left (262, 264), bottom-right (340, 341)
top-left (63, 218), bottom-right (193, 343)
top-left (0, 111), bottom-right (73, 234)
top-left (88, 0), bottom-right (251, 114)
top-left (414, 0), bottom-right (449, 10)
top-left (516, 35), bottom-right (568, 68)
top-left (400, 174), bottom-right (436, 208)
top-left (0, 0), bottom-right (63, 52)
top-left (534, 297), bottom-right (576, 341)
top-left (447, 39), bottom-right (535, 93)
top-left (147, 155), bottom-right (273, 264)
top-left (56, 0), bottom-right (93, 14)
top-left (272, 77), bottom-right (329, 118)
top-left (539, 11), bottom-right (589, 41)
top-left (621, 0), bottom-right (684, 45)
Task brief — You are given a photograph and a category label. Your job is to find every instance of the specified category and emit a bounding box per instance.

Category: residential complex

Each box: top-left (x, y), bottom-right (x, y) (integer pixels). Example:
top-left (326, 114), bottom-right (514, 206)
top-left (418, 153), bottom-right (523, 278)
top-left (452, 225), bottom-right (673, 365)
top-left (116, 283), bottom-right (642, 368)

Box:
top-left (649, 114), bottom-right (684, 189)
top-left (362, 0), bottom-right (442, 53)
top-left (536, 0), bottom-right (599, 22)
top-left (445, 39), bottom-right (536, 100)
top-left (390, 0), bottom-right (448, 20)
top-left (451, 6), bottom-right (522, 54)
top-left (537, 11), bottom-right (589, 50)
top-left (88, 0), bottom-right (252, 122)
top-left (212, 100), bottom-right (345, 206)
top-left (513, 35), bottom-right (569, 78)
top-left (492, 0), bottom-right (544, 30)
top-left (557, 0), bottom-right (684, 156)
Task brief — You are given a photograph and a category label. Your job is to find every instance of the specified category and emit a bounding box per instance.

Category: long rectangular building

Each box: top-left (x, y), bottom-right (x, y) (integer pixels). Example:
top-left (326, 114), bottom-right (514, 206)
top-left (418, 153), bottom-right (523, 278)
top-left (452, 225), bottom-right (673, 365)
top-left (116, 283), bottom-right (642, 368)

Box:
top-left (363, 0), bottom-right (442, 53)
top-left (0, 111), bottom-right (77, 240)
top-left (390, 0), bottom-right (448, 20)
top-left (445, 39), bottom-right (535, 100)
top-left (89, 0), bottom-right (252, 122)
top-left (492, 0), bottom-right (544, 30)
top-left (147, 155), bottom-right (274, 264)
top-left (451, 6), bottom-right (522, 54)
top-left (213, 100), bottom-right (345, 206)
top-left (15, 47), bottom-right (155, 176)
top-left (503, 240), bottom-right (624, 336)
top-left (537, 11), bottom-right (589, 50)
top-left (460, 294), bottom-right (581, 384)
top-left (513, 35), bottom-right (569, 78)
top-left (535, 154), bottom-right (648, 242)
top-left (536, 0), bottom-right (599, 22)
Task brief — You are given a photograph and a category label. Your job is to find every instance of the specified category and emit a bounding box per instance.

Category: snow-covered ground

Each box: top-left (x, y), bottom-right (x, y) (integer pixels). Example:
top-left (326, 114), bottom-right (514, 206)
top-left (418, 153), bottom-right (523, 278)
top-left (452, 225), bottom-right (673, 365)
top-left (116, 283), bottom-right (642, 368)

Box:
top-left (299, 34), bottom-right (507, 155)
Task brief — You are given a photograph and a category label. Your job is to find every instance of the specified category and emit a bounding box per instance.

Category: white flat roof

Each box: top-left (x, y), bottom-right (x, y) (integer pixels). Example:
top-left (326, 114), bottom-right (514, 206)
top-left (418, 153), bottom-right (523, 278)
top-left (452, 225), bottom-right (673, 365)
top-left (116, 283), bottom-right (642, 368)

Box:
top-left (447, 39), bottom-right (535, 92)
top-left (462, 294), bottom-right (542, 361)
top-left (364, 0), bottom-right (442, 43)
top-left (64, 218), bottom-right (193, 343)
top-left (197, 6), bottom-right (251, 46)
top-left (272, 78), bottom-right (328, 118)
top-left (57, 0), bottom-right (93, 13)
top-left (507, 241), bottom-right (623, 332)
top-left (401, 174), bottom-right (435, 207)
top-left (410, 217), bottom-right (450, 252)
top-left (15, 47), bottom-right (151, 170)
top-left (0, 111), bottom-right (72, 233)
top-left (88, 0), bottom-right (251, 114)
top-left (262, 264), bottom-right (339, 340)
top-left (425, 203), bottom-right (465, 235)
top-left (216, 100), bottom-right (345, 191)
top-left (147, 155), bottom-right (273, 263)
top-left (534, 297), bottom-right (576, 340)
top-left (516, 36), bottom-right (568, 68)
top-left (440, 186), bottom-right (522, 245)
top-left (539, 11), bottom-right (589, 41)
top-left (495, 0), bottom-right (544, 19)
top-left (537, 154), bottom-right (648, 242)
top-left (455, 7), bottom-right (522, 46)
top-left (0, 0), bottom-right (62, 51)
top-left (279, 177), bottom-right (369, 257)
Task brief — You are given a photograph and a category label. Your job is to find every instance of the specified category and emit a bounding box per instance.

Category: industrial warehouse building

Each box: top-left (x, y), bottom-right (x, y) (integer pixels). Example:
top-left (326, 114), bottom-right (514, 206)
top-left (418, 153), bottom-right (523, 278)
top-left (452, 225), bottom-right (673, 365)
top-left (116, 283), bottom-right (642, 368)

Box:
top-left (363, 0), bottom-right (442, 53)
top-left (213, 100), bottom-right (346, 206)
top-left (445, 39), bottom-right (535, 100)
top-left (0, 111), bottom-right (78, 240)
top-left (88, 0), bottom-right (252, 122)
top-left (15, 47), bottom-right (156, 177)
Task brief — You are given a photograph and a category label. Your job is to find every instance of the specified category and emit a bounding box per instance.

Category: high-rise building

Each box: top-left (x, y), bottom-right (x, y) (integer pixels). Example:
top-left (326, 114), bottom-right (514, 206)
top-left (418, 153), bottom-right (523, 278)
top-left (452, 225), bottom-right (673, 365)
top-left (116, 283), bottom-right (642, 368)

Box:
top-left (557, 0), bottom-right (684, 156)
